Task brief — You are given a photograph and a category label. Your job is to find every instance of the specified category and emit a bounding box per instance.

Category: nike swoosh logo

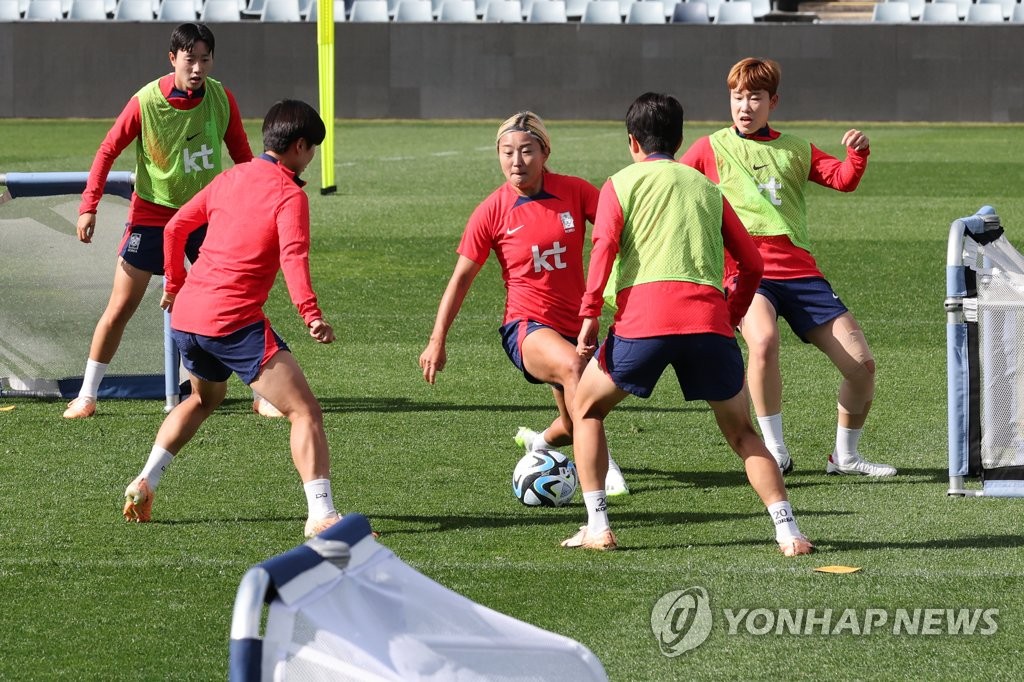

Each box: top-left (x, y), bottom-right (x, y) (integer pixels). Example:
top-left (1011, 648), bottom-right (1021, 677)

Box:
top-left (753, 164), bottom-right (768, 171)
top-left (507, 224), bottom-right (525, 234)
top-left (186, 132), bottom-right (201, 141)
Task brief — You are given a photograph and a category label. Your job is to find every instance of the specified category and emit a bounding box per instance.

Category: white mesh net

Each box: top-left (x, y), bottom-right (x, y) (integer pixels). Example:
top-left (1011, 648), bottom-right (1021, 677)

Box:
top-left (0, 189), bottom-right (164, 397)
top-left (258, 541), bottom-right (607, 681)
top-left (975, 237), bottom-right (1024, 469)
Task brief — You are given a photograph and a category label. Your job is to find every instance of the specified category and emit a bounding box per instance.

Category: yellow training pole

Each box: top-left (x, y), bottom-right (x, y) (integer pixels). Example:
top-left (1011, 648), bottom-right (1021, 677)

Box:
top-left (317, 0), bottom-right (337, 195)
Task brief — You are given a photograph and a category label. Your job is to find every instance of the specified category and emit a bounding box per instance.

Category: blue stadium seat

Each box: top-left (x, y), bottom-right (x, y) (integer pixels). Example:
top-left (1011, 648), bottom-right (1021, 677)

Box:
top-left (0, 0), bottom-right (22, 17)
top-left (437, 0), bottom-right (475, 18)
top-left (482, 0), bottom-right (520, 20)
top-left (156, 0), bottom-right (196, 18)
top-left (872, 0), bottom-right (911, 21)
top-left (978, 0), bottom-right (1014, 19)
top-left (580, 0), bottom-right (620, 20)
top-left (965, 2), bottom-right (1003, 20)
top-left (260, 0), bottom-right (300, 18)
top-left (527, 0), bottom-right (566, 20)
top-left (393, 0), bottom-right (432, 18)
top-left (24, 0), bottom-right (63, 18)
top-left (919, 1), bottom-right (959, 21)
top-left (347, 0), bottom-right (387, 18)
top-left (624, 0), bottom-right (664, 22)
top-left (67, 0), bottom-right (107, 17)
top-left (200, 0), bottom-right (241, 18)
top-left (113, 0), bottom-right (154, 17)
top-left (671, 0), bottom-right (706, 20)
top-left (714, 0), bottom-right (753, 22)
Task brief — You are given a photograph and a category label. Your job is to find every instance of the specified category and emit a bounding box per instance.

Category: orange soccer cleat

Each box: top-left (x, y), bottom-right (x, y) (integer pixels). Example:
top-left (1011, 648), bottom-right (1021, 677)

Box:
top-left (123, 477), bottom-right (154, 523)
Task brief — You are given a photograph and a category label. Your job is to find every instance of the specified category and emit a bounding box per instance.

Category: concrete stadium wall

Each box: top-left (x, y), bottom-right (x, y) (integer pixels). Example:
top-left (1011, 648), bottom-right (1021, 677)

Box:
top-left (1, 21), bottom-right (1022, 122)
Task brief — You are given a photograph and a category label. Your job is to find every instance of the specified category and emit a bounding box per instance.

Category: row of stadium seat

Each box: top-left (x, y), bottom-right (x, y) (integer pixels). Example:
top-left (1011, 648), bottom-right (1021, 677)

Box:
top-left (0, 0), bottom-right (767, 21)
top-left (872, 0), bottom-right (1024, 21)
top-left (341, 0), bottom-right (767, 22)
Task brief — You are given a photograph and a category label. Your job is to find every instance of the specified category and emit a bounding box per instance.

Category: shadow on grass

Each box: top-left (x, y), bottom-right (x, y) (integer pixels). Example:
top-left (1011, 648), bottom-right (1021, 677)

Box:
top-left (824, 534), bottom-right (1024, 552)
top-left (210, 396), bottom-right (705, 415)
top-left (148, 515), bottom-right (305, 526)
top-left (374, 509), bottom-right (762, 534)
top-left (614, 464), bottom-right (951, 495)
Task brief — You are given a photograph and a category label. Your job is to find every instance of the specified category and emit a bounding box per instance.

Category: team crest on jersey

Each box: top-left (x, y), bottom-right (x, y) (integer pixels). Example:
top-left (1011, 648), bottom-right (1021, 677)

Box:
top-left (126, 232), bottom-right (142, 254)
top-left (559, 212), bottom-right (575, 234)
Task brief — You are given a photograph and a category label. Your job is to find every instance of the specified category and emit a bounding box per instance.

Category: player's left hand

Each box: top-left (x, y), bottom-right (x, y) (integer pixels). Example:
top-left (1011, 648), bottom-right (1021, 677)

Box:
top-left (309, 319), bottom-right (335, 344)
top-left (160, 291), bottom-right (175, 312)
top-left (841, 129), bottom-right (869, 152)
top-left (576, 318), bottom-right (600, 358)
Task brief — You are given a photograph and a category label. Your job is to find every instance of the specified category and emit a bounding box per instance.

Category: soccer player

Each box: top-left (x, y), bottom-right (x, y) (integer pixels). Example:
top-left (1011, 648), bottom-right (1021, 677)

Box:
top-left (122, 99), bottom-right (346, 538)
top-left (61, 23), bottom-right (282, 419)
top-left (680, 57), bottom-right (896, 478)
top-left (418, 111), bottom-right (629, 496)
top-left (564, 92), bottom-right (813, 556)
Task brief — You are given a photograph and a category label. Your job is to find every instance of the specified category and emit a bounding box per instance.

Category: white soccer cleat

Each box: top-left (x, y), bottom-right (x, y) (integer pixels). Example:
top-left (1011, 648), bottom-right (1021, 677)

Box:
top-left (304, 511), bottom-right (342, 538)
top-left (561, 525), bottom-right (618, 551)
top-left (772, 446), bottom-right (794, 475)
top-left (63, 396), bottom-right (96, 419)
top-left (253, 397), bottom-right (285, 419)
top-left (826, 454), bottom-right (896, 477)
top-left (777, 534), bottom-right (814, 557)
top-left (514, 426), bottom-right (540, 453)
top-left (604, 457), bottom-right (630, 496)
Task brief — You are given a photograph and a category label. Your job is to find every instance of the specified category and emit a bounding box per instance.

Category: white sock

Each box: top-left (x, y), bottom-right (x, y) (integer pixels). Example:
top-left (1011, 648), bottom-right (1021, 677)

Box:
top-left (303, 478), bottom-right (337, 519)
top-left (583, 490), bottom-right (609, 534)
top-left (140, 446), bottom-right (174, 490)
top-left (767, 500), bottom-right (801, 541)
top-left (756, 413), bottom-right (787, 457)
top-left (532, 431), bottom-right (553, 452)
top-left (79, 359), bottom-right (108, 400)
top-left (835, 426), bottom-right (862, 465)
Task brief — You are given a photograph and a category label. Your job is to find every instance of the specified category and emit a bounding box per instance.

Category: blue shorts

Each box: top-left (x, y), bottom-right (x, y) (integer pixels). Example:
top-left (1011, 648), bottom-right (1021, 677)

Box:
top-left (172, 320), bottom-right (289, 385)
top-left (500, 319), bottom-right (576, 386)
top-left (756, 277), bottom-right (848, 342)
top-left (119, 223), bottom-right (207, 275)
top-left (597, 332), bottom-right (744, 401)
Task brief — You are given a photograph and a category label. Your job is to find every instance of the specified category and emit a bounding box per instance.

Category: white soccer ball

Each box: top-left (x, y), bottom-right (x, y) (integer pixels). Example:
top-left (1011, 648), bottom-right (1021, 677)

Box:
top-left (512, 449), bottom-right (578, 507)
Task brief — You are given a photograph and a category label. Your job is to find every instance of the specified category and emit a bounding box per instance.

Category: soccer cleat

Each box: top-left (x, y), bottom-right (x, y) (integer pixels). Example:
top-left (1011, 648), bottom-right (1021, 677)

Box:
top-left (123, 477), bottom-right (154, 523)
top-left (777, 535), bottom-right (814, 557)
top-left (304, 512), bottom-right (381, 539)
top-left (775, 449), bottom-right (794, 475)
top-left (605, 457), bottom-right (630, 496)
top-left (560, 525), bottom-right (618, 551)
top-left (253, 397), bottom-right (285, 419)
top-left (63, 397), bottom-right (96, 419)
top-left (304, 511), bottom-right (342, 538)
top-left (514, 426), bottom-right (539, 452)
top-left (826, 454), bottom-right (896, 477)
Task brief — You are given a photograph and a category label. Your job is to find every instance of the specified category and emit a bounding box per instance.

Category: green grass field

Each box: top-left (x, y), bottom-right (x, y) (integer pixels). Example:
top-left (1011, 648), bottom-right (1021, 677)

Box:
top-left (1, 119), bottom-right (1023, 680)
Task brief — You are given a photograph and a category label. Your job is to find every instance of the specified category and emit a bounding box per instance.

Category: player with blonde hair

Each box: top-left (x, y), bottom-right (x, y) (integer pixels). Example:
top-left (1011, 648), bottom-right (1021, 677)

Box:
top-left (420, 111), bottom-right (629, 495)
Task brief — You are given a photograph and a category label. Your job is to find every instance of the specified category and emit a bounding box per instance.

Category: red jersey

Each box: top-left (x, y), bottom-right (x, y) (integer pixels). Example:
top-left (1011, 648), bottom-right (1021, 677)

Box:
top-left (680, 127), bottom-right (868, 281)
top-left (458, 172), bottom-right (599, 338)
top-left (79, 73), bottom-right (252, 227)
top-left (164, 155), bottom-right (323, 337)
top-left (582, 165), bottom-right (762, 338)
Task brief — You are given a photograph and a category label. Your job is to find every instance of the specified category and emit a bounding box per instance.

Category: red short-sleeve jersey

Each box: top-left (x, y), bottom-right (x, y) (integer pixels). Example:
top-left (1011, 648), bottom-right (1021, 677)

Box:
top-left (458, 172), bottom-right (599, 338)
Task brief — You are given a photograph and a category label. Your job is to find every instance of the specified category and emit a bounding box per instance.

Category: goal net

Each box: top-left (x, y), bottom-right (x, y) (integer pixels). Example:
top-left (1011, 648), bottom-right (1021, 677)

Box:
top-left (0, 172), bottom-right (171, 401)
top-left (946, 205), bottom-right (1024, 496)
top-left (230, 514), bottom-right (609, 681)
